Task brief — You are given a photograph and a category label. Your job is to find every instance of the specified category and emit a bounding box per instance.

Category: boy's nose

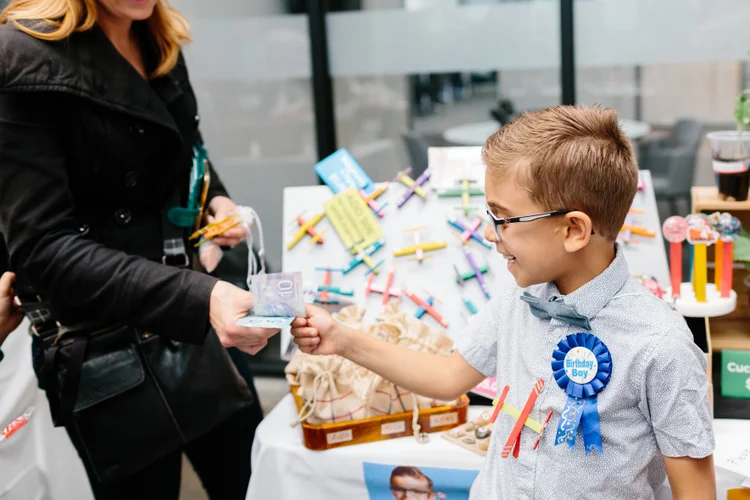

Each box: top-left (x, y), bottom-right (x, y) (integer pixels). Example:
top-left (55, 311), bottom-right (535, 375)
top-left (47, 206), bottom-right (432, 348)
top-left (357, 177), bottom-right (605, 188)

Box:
top-left (484, 221), bottom-right (498, 242)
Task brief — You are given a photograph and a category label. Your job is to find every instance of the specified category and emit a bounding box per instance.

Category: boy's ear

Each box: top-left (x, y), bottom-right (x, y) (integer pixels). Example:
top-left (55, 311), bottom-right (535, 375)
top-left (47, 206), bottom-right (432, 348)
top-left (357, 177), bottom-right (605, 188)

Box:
top-left (562, 211), bottom-right (593, 252)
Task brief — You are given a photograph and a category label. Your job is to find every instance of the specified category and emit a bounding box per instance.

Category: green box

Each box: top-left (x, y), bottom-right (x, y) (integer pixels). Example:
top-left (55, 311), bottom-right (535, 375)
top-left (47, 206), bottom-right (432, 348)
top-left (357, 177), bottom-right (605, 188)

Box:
top-left (721, 350), bottom-right (750, 399)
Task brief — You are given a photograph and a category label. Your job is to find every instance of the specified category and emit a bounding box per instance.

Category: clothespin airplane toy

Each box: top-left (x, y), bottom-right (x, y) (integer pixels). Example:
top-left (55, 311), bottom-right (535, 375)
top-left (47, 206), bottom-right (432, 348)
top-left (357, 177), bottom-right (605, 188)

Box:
top-left (404, 288), bottom-right (449, 328)
top-left (453, 264), bottom-right (479, 315)
top-left (360, 183), bottom-right (390, 218)
top-left (489, 379), bottom-right (554, 458)
top-left (189, 214), bottom-right (242, 247)
top-left (286, 210), bottom-right (327, 250)
top-left (396, 169), bottom-right (431, 209)
top-left (342, 238), bottom-right (386, 275)
top-left (413, 293), bottom-right (435, 320)
top-left (438, 179), bottom-right (485, 215)
top-left (392, 168), bottom-right (428, 204)
top-left (364, 263), bottom-right (401, 311)
top-left (314, 267), bottom-right (354, 304)
top-left (448, 217), bottom-right (492, 249)
top-left (392, 227), bottom-right (447, 263)
top-left (618, 208), bottom-right (655, 244)
top-left (455, 238), bottom-right (492, 299)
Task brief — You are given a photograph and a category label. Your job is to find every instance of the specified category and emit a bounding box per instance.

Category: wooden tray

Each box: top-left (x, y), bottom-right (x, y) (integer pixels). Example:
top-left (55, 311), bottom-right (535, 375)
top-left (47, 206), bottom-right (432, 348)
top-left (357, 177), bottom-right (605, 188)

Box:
top-left (291, 384), bottom-right (469, 450)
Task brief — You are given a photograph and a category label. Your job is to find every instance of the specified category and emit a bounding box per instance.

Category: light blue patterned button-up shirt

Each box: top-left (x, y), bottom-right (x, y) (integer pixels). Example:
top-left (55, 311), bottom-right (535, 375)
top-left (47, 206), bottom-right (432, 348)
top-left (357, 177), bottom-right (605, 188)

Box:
top-left (456, 245), bottom-right (714, 500)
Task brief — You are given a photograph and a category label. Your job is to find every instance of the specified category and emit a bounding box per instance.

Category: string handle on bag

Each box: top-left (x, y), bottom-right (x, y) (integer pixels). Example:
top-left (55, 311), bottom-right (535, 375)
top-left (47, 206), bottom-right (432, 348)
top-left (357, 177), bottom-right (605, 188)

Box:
top-left (234, 206), bottom-right (266, 288)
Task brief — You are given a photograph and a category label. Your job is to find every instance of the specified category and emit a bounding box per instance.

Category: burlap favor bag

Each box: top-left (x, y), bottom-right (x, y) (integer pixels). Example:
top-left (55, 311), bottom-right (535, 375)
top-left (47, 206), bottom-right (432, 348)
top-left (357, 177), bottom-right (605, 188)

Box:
top-left (289, 354), bottom-right (368, 425)
top-left (287, 304), bottom-right (460, 432)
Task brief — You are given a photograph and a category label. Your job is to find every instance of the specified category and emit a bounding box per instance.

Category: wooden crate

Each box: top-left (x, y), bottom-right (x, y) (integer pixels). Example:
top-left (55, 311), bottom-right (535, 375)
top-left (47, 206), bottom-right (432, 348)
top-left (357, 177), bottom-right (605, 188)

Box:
top-left (290, 385), bottom-right (469, 451)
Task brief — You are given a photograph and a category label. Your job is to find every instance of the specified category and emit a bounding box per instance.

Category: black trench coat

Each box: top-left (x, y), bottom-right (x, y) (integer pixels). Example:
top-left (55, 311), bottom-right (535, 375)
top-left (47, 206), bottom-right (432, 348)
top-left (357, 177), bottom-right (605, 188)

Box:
top-left (0, 22), bottom-right (227, 343)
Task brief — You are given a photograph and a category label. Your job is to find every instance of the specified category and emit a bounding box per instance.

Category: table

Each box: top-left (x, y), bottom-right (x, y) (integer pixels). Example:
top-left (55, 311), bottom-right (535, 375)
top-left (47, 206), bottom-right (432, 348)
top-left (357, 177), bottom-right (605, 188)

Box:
top-left (246, 394), bottom-right (747, 499)
top-left (443, 119), bottom-right (652, 146)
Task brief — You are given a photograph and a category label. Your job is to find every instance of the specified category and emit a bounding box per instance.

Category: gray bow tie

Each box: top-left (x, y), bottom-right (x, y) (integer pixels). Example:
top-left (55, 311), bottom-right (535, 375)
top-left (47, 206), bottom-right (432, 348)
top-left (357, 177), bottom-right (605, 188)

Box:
top-left (520, 292), bottom-right (591, 330)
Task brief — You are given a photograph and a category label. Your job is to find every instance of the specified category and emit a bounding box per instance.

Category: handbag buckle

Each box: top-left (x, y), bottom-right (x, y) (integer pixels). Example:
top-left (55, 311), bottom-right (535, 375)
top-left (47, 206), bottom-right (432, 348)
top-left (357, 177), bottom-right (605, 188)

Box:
top-left (162, 238), bottom-right (189, 268)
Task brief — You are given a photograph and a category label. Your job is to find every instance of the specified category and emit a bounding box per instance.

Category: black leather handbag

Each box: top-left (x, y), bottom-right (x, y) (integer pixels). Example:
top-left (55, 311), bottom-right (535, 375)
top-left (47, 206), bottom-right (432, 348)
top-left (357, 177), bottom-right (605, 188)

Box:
top-left (20, 189), bottom-right (252, 484)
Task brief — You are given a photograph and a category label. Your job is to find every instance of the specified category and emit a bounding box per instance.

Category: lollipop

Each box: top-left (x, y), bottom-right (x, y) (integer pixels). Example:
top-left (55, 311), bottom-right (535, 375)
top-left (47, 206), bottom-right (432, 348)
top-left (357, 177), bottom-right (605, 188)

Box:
top-left (715, 213), bottom-right (742, 298)
top-left (685, 215), bottom-right (719, 303)
top-left (662, 216), bottom-right (688, 298)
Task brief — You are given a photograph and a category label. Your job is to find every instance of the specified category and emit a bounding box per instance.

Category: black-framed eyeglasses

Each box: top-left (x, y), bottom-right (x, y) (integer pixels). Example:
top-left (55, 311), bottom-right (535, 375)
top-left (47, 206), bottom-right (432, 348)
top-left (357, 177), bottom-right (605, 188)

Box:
top-left (485, 205), bottom-right (575, 241)
top-left (390, 487), bottom-right (432, 499)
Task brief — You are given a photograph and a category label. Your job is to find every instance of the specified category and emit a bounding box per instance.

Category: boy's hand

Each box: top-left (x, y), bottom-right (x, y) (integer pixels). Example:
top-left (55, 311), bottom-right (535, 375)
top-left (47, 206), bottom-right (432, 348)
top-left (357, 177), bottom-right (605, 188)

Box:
top-left (0, 272), bottom-right (24, 345)
top-left (291, 304), bottom-right (343, 356)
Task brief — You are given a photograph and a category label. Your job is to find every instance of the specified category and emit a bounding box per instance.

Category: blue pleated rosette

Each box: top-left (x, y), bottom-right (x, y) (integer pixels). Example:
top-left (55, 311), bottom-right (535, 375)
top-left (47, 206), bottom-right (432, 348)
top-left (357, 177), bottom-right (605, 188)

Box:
top-left (551, 332), bottom-right (612, 454)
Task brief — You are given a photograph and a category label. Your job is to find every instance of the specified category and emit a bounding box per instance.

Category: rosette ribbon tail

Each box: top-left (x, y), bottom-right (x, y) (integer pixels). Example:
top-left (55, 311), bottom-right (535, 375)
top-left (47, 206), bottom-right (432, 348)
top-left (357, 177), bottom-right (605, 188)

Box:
top-left (581, 396), bottom-right (603, 454)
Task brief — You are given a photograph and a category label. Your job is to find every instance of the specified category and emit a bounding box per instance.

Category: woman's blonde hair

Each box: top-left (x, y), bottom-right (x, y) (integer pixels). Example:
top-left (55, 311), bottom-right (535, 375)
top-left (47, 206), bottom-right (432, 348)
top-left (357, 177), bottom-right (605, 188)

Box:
top-left (0, 0), bottom-right (191, 78)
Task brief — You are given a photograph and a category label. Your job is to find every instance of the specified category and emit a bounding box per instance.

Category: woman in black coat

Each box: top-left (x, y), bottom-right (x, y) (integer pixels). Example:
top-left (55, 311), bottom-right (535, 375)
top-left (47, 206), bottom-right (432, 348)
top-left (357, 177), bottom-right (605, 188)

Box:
top-left (0, 1), bottom-right (279, 498)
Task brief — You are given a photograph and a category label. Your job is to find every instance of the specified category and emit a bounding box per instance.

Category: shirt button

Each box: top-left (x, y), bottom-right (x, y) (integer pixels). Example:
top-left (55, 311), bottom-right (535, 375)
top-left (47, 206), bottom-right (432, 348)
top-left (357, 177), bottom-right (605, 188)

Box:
top-left (78, 224), bottom-right (89, 235)
top-left (124, 170), bottom-right (139, 188)
top-left (114, 208), bottom-right (132, 225)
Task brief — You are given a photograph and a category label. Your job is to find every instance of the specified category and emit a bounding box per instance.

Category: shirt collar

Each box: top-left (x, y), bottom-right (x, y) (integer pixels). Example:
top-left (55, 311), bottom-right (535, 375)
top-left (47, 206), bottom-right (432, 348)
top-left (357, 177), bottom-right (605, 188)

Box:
top-left (544, 243), bottom-right (630, 320)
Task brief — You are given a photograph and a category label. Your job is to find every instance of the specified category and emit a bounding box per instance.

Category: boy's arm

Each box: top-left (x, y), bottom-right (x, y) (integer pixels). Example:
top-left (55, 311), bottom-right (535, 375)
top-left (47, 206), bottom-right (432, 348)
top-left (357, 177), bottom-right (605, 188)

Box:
top-left (663, 456), bottom-right (715, 500)
top-left (339, 324), bottom-right (487, 401)
top-left (638, 329), bottom-right (715, 498)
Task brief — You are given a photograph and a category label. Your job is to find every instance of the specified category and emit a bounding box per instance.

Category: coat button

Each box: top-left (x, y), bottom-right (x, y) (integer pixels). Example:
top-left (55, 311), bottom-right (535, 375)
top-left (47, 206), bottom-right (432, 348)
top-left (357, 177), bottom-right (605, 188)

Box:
top-left (79, 224), bottom-right (89, 235)
top-left (114, 209), bottom-right (132, 225)
top-left (124, 170), bottom-right (139, 188)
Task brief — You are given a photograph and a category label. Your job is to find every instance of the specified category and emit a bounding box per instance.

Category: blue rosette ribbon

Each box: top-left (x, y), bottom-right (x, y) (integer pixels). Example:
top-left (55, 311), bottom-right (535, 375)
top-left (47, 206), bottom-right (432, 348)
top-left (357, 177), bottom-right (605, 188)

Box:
top-left (551, 332), bottom-right (612, 454)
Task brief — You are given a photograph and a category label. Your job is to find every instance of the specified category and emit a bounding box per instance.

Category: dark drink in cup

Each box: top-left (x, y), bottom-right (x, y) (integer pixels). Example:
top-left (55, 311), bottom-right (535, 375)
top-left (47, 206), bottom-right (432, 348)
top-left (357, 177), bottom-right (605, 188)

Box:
top-left (707, 131), bottom-right (750, 201)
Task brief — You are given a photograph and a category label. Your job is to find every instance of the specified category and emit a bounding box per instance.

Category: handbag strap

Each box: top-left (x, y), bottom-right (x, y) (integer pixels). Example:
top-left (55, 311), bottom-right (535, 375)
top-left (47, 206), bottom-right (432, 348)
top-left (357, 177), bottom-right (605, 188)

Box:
top-left (50, 335), bottom-right (89, 426)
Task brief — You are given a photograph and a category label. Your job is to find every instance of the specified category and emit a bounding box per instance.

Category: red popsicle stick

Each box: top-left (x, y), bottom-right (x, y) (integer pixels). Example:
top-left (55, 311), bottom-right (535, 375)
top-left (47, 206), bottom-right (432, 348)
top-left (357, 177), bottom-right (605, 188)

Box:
top-left (502, 379), bottom-right (544, 459)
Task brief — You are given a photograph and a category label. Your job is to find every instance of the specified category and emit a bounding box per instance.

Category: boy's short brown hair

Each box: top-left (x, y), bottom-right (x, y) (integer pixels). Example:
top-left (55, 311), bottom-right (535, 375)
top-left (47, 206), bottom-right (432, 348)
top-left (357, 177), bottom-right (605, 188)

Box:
top-left (482, 105), bottom-right (638, 240)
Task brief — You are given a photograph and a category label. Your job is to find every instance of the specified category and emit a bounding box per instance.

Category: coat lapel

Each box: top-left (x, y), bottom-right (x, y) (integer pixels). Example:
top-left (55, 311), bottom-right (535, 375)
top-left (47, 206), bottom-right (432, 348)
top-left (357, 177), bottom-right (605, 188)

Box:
top-left (71, 25), bottom-right (183, 141)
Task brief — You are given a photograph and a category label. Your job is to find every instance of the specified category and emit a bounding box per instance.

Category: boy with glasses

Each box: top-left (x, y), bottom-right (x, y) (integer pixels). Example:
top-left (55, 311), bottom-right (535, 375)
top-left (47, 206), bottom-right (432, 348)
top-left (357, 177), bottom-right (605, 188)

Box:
top-left (292, 106), bottom-right (715, 499)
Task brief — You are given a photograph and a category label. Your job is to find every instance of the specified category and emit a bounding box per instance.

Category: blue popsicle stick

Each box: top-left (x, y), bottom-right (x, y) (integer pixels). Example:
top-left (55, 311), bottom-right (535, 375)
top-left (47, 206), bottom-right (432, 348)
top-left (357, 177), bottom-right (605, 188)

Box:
top-left (414, 296), bottom-right (435, 319)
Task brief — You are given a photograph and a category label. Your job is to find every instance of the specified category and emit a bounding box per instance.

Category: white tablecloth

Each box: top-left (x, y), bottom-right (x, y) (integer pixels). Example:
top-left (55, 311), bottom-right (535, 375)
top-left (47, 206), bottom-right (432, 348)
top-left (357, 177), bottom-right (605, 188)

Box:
top-left (247, 394), bottom-right (746, 500)
top-left (0, 320), bottom-right (93, 500)
top-left (443, 119), bottom-right (652, 146)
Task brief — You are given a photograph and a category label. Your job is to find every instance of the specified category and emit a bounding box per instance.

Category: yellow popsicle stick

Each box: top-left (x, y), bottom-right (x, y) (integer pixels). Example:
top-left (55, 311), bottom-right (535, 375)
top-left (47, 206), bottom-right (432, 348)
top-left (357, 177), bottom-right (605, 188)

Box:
top-left (491, 399), bottom-right (542, 433)
top-left (398, 175), bottom-right (427, 198)
top-left (694, 243), bottom-right (707, 302)
top-left (361, 255), bottom-right (379, 274)
top-left (392, 241), bottom-right (447, 256)
top-left (715, 239), bottom-right (723, 290)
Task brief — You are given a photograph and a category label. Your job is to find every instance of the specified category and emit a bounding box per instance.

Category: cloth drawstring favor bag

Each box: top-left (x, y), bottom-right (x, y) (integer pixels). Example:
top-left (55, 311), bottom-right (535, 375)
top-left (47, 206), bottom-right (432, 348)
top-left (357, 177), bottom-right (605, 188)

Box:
top-left (285, 304), bottom-right (459, 439)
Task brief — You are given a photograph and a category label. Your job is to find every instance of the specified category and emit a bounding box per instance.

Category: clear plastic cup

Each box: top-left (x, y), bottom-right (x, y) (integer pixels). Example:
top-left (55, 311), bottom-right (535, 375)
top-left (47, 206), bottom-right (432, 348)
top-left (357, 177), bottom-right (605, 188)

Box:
top-left (706, 131), bottom-right (750, 201)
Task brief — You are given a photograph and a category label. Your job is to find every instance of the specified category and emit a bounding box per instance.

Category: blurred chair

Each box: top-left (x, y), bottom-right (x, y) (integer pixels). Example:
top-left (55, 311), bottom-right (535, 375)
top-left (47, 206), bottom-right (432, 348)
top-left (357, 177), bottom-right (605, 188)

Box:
top-left (639, 119), bottom-right (703, 216)
top-left (402, 131), bottom-right (430, 177)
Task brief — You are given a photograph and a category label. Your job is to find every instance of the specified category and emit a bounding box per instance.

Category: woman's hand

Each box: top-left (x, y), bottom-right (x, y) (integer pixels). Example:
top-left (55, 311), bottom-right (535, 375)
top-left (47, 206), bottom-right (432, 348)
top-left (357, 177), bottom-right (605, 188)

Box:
top-left (209, 281), bottom-right (280, 355)
top-left (0, 272), bottom-right (24, 345)
top-left (205, 196), bottom-right (248, 248)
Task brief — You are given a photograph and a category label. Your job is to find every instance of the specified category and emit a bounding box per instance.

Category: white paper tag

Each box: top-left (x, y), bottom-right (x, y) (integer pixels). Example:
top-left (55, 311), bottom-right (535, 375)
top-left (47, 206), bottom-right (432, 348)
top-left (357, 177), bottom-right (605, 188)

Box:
top-left (713, 160), bottom-right (748, 174)
top-left (326, 429), bottom-right (353, 445)
top-left (430, 412), bottom-right (459, 428)
top-left (381, 421), bottom-right (406, 436)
